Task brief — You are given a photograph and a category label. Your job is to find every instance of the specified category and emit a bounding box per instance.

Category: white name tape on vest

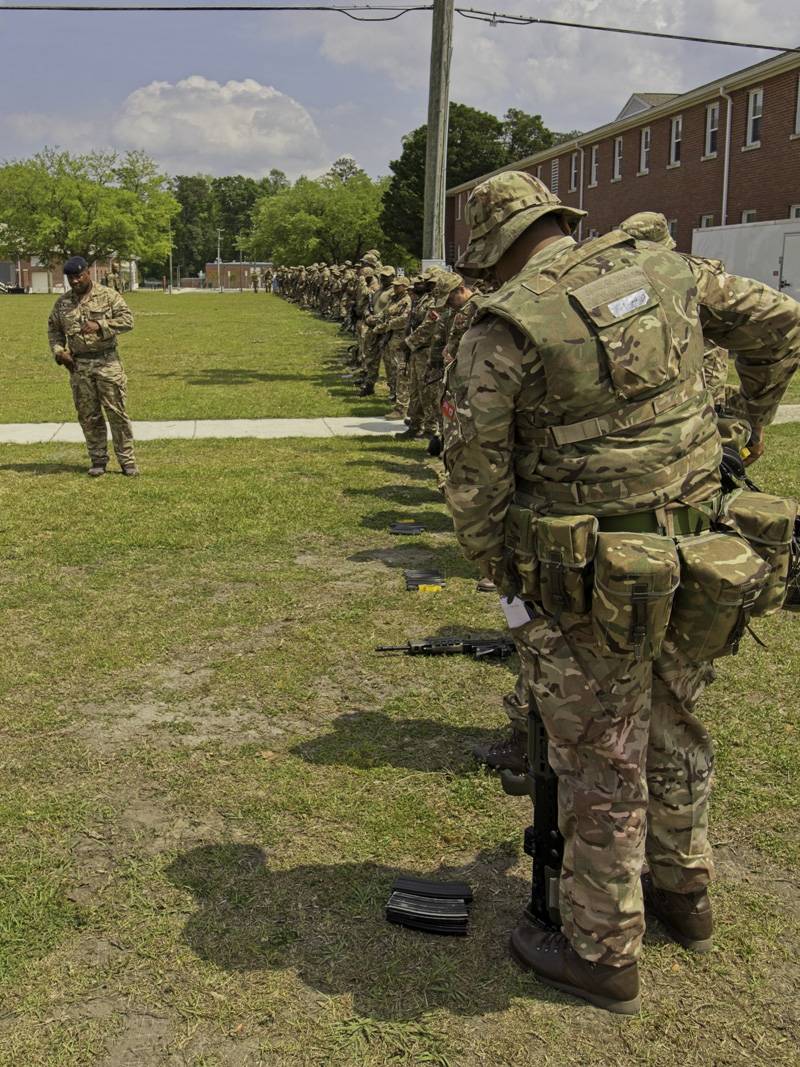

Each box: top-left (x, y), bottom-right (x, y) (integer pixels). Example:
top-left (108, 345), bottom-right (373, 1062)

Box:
top-left (607, 288), bottom-right (649, 318)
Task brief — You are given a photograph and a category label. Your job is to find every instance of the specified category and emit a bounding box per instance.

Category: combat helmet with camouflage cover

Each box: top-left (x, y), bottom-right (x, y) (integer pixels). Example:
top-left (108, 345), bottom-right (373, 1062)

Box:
top-left (457, 170), bottom-right (586, 274)
top-left (620, 211), bottom-right (676, 250)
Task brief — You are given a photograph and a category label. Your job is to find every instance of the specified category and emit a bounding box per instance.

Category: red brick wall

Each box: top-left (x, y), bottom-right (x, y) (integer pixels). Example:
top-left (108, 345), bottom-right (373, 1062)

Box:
top-left (448, 63), bottom-right (800, 259)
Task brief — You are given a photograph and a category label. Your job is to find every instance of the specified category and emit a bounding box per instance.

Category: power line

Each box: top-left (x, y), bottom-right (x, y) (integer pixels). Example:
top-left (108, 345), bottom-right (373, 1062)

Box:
top-left (1, 3), bottom-right (798, 51)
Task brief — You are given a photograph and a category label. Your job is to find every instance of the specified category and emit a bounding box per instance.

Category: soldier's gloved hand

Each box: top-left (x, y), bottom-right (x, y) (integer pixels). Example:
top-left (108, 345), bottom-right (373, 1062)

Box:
top-left (742, 427), bottom-right (765, 467)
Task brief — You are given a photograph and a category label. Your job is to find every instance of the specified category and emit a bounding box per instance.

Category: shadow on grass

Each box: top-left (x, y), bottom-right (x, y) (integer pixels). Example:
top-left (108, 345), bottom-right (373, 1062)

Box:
top-left (343, 485), bottom-right (445, 506)
top-left (148, 369), bottom-right (310, 385)
top-left (164, 844), bottom-right (530, 1018)
top-left (290, 709), bottom-right (517, 773)
top-left (351, 508), bottom-right (454, 534)
top-left (0, 460), bottom-right (84, 476)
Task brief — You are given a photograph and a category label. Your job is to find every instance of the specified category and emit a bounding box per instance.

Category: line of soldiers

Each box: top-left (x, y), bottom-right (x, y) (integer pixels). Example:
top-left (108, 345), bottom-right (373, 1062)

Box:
top-left (251, 266), bottom-right (275, 293)
top-left (275, 252), bottom-right (490, 444)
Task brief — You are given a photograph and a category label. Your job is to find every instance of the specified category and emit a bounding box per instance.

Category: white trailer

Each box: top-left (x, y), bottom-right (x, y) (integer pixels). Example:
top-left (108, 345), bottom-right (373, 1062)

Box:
top-left (691, 219), bottom-right (800, 303)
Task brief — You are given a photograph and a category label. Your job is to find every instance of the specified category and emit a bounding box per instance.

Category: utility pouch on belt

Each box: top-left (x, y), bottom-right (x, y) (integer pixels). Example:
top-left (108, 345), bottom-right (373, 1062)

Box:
top-left (592, 534), bottom-right (680, 660)
top-left (724, 491), bottom-right (798, 617)
top-left (537, 514), bottom-right (598, 619)
top-left (668, 532), bottom-right (770, 662)
top-left (503, 504), bottom-right (540, 602)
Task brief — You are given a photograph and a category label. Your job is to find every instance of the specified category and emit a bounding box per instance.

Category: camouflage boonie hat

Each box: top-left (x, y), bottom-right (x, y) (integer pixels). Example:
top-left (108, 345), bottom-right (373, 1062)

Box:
top-left (620, 211), bottom-right (676, 250)
top-left (431, 271), bottom-right (464, 309)
top-left (361, 253), bottom-right (379, 267)
top-left (392, 275), bottom-right (409, 289)
top-left (408, 273), bottom-right (424, 285)
top-left (364, 249), bottom-right (381, 259)
top-left (422, 264), bottom-right (445, 281)
top-left (379, 265), bottom-right (397, 279)
top-left (456, 170), bottom-right (587, 273)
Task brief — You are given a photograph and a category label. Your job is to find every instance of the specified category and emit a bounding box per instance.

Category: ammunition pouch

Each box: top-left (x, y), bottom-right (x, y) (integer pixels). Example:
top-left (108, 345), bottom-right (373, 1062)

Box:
top-left (668, 532), bottom-right (770, 662)
top-left (592, 533), bottom-right (680, 660)
top-left (536, 515), bottom-right (598, 619)
top-left (723, 491), bottom-right (798, 617)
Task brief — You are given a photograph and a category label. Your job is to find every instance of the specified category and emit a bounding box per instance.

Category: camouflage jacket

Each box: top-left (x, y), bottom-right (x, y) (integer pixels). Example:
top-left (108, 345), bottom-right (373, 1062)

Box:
top-left (375, 291), bottom-right (412, 336)
top-left (406, 292), bottom-right (439, 350)
top-left (443, 231), bottom-right (800, 575)
top-left (48, 283), bottom-right (134, 359)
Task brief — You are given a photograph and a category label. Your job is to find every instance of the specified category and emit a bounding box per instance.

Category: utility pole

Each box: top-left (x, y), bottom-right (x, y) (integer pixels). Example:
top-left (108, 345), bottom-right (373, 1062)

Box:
top-left (216, 228), bottom-right (223, 291)
top-left (422, 0), bottom-right (454, 267)
top-left (168, 218), bottom-right (173, 294)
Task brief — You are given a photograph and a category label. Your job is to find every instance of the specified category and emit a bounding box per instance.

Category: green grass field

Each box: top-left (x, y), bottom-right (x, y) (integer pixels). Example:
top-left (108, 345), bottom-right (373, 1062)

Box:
top-left (0, 294), bottom-right (799, 1066)
top-left (0, 291), bottom-right (395, 423)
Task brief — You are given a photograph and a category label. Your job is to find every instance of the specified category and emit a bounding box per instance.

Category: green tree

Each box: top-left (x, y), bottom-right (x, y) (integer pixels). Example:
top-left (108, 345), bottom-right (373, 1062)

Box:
top-left (247, 168), bottom-right (403, 267)
top-left (380, 104), bottom-right (560, 256)
top-left (171, 174), bottom-right (218, 277)
top-left (0, 147), bottom-right (177, 266)
top-left (501, 108), bottom-right (555, 161)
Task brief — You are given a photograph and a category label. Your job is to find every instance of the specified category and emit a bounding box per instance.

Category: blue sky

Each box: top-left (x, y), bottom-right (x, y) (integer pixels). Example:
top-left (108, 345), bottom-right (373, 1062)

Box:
top-left (1, 1), bottom-right (796, 181)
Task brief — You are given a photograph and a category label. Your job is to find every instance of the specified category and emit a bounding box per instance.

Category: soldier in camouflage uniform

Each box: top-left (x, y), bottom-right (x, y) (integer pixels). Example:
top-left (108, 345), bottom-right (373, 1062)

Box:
top-left (374, 276), bottom-right (413, 419)
top-left (362, 266), bottom-right (397, 397)
top-left (105, 261), bottom-right (123, 293)
top-left (395, 271), bottom-right (441, 440)
top-left (48, 256), bottom-right (139, 477)
top-left (445, 172), bottom-right (800, 1014)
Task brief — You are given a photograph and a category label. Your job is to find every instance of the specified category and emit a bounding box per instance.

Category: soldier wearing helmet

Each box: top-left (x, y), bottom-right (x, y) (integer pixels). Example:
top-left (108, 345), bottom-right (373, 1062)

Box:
top-left (444, 171), bottom-right (800, 1013)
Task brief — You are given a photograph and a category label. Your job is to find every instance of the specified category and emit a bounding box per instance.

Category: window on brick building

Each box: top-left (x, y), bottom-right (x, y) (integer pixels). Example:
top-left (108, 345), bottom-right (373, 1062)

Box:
top-left (700, 215), bottom-right (714, 227)
top-left (456, 194), bottom-right (462, 221)
top-left (613, 137), bottom-right (623, 180)
top-left (746, 89), bottom-right (762, 146)
top-left (705, 105), bottom-right (719, 156)
top-left (742, 210), bottom-right (757, 223)
top-left (791, 205), bottom-right (800, 219)
top-left (670, 117), bottom-right (682, 165)
top-left (639, 128), bottom-right (650, 173)
top-left (569, 152), bottom-right (578, 191)
top-left (590, 145), bottom-right (599, 186)
top-left (551, 159), bottom-right (559, 195)
top-left (536, 164), bottom-right (543, 181)
top-left (668, 219), bottom-right (678, 240)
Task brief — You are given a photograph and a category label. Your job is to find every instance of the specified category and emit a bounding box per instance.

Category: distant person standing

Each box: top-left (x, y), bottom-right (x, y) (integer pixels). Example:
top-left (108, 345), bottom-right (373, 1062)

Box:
top-left (251, 270), bottom-right (260, 293)
top-left (47, 256), bottom-right (140, 478)
top-left (105, 260), bottom-right (123, 292)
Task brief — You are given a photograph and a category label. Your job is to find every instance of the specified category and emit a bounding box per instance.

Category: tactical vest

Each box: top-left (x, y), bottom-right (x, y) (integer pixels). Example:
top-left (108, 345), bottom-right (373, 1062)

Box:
top-left (476, 231), bottom-right (720, 516)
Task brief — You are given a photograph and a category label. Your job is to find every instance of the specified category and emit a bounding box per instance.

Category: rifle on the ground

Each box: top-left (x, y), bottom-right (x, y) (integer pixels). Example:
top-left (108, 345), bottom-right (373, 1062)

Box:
top-left (500, 706), bottom-right (564, 930)
top-left (375, 635), bottom-right (516, 658)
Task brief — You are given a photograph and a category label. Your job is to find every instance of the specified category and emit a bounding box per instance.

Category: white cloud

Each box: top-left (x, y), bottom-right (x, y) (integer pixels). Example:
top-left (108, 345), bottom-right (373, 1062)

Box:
top-left (114, 76), bottom-right (329, 178)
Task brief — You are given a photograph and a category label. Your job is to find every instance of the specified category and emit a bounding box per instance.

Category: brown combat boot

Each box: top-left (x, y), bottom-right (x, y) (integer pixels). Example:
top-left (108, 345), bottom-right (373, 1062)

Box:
top-left (642, 874), bottom-right (713, 952)
top-left (121, 463), bottom-right (141, 477)
top-left (510, 925), bottom-right (641, 1015)
top-left (88, 463), bottom-right (106, 477)
top-left (472, 729), bottom-right (527, 775)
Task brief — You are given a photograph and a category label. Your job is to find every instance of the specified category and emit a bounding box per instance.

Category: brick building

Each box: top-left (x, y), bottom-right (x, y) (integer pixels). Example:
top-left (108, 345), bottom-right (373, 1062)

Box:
top-left (447, 49), bottom-right (800, 260)
top-left (0, 256), bottom-right (137, 293)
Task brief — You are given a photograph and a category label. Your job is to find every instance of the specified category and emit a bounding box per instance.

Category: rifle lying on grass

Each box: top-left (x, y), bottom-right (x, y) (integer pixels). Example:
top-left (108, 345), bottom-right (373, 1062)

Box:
top-left (501, 707), bottom-right (564, 930)
top-left (375, 636), bottom-right (516, 658)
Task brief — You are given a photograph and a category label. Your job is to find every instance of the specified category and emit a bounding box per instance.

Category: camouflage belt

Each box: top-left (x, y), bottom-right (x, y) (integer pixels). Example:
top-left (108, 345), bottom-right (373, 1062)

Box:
top-left (71, 347), bottom-right (119, 361)
top-left (597, 506), bottom-right (710, 537)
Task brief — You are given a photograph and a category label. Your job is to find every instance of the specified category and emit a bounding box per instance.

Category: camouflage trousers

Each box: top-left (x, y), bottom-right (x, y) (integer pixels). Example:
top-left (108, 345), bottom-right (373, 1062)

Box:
top-left (387, 339), bottom-right (410, 413)
top-left (70, 354), bottom-right (136, 467)
top-left (405, 350), bottom-right (441, 433)
top-left (355, 319), bottom-right (369, 366)
top-left (507, 608), bottom-right (716, 967)
top-left (364, 334), bottom-right (395, 393)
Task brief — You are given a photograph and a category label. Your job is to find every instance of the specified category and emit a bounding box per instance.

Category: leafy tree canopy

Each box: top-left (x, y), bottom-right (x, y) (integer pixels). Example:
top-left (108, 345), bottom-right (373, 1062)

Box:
top-left (247, 163), bottom-right (407, 267)
top-left (380, 104), bottom-right (582, 257)
top-left (0, 147), bottom-right (178, 267)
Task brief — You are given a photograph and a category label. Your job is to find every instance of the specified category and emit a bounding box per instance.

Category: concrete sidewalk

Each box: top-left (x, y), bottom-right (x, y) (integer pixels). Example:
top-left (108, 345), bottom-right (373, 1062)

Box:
top-left (0, 406), bottom-right (798, 445)
top-left (0, 416), bottom-right (406, 445)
